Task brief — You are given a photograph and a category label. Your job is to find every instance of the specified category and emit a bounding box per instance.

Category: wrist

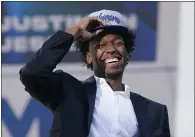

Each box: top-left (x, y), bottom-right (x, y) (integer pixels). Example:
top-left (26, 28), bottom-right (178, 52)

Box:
top-left (65, 26), bottom-right (79, 39)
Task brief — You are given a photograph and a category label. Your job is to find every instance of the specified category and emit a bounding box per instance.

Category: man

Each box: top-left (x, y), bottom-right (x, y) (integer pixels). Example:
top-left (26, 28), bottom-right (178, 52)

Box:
top-left (19, 10), bottom-right (170, 137)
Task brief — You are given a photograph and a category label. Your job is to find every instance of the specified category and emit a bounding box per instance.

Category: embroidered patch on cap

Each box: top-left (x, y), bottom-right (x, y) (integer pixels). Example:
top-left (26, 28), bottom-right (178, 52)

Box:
top-left (88, 9), bottom-right (129, 33)
top-left (99, 13), bottom-right (120, 24)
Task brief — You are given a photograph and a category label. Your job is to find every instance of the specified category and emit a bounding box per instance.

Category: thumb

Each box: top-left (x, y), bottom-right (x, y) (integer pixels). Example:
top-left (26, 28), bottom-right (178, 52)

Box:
top-left (96, 29), bottom-right (104, 35)
top-left (80, 31), bottom-right (94, 41)
top-left (90, 29), bottom-right (104, 39)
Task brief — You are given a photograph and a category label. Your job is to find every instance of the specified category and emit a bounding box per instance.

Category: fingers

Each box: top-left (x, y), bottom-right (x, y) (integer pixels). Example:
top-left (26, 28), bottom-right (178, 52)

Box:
top-left (77, 16), bottom-right (105, 41)
top-left (90, 16), bottom-right (104, 25)
top-left (80, 29), bottom-right (103, 41)
top-left (82, 16), bottom-right (105, 29)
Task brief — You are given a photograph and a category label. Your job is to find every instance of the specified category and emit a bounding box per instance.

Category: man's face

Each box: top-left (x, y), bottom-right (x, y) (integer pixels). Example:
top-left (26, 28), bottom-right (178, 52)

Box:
top-left (89, 33), bottom-right (128, 79)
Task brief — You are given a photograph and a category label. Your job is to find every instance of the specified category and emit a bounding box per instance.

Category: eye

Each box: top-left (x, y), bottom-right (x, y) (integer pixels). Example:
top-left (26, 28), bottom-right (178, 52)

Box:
top-left (98, 43), bottom-right (106, 49)
top-left (95, 44), bottom-right (103, 50)
top-left (114, 41), bottom-right (125, 47)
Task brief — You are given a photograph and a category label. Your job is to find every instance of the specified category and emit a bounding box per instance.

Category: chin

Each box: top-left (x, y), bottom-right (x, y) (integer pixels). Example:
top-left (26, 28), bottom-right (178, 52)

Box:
top-left (105, 68), bottom-right (124, 79)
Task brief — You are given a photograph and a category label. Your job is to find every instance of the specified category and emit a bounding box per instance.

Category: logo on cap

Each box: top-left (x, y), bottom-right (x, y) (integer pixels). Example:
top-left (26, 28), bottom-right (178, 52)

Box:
top-left (99, 13), bottom-right (120, 24)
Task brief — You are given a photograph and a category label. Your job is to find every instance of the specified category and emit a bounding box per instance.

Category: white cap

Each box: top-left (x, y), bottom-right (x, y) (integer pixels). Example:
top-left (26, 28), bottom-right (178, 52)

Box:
top-left (88, 9), bottom-right (129, 34)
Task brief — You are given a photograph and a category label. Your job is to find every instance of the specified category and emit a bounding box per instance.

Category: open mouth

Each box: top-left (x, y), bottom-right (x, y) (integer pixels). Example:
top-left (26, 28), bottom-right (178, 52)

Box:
top-left (104, 57), bottom-right (122, 68)
top-left (105, 58), bottom-right (120, 64)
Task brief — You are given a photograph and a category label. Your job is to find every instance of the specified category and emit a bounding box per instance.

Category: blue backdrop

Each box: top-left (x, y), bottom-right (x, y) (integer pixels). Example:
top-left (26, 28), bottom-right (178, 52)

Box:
top-left (2, 1), bottom-right (158, 64)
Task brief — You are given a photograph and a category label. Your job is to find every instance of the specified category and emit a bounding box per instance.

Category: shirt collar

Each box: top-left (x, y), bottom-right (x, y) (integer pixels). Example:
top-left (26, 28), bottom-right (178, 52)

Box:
top-left (94, 75), bottom-right (131, 98)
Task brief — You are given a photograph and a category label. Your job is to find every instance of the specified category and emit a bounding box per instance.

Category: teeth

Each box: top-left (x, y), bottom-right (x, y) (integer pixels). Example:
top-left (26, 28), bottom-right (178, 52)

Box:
top-left (105, 58), bottom-right (119, 63)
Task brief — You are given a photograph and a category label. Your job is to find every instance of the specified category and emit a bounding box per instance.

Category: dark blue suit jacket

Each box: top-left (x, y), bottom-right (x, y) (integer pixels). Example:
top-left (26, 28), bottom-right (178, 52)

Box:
top-left (19, 30), bottom-right (170, 137)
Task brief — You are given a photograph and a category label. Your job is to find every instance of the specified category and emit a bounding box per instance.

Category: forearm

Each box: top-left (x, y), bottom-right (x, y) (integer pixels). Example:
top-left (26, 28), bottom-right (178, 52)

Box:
top-left (19, 30), bottom-right (74, 110)
top-left (21, 30), bottom-right (74, 74)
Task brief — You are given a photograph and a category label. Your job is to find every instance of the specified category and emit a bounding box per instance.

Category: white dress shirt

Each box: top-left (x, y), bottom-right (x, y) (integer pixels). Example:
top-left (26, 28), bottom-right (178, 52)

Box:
top-left (88, 76), bottom-right (139, 137)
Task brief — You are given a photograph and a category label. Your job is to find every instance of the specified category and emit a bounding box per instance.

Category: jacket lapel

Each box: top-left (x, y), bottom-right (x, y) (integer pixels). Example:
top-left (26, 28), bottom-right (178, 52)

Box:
top-left (130, 92), bottom-right (150, 137)
top-left (82, 76), bottom-right (97, 133)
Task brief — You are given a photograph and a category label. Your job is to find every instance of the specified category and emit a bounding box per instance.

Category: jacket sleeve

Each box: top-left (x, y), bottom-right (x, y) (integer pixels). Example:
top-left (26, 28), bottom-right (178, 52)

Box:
top-left (162, 105), bottom-right (171, 137)
top-left (19, 30), bottom-right (79, 111)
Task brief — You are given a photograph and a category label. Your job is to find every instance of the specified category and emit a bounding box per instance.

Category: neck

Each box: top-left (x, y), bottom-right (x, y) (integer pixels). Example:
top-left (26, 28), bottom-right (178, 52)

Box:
top-left (105, 75), bottom-right (123, 91)
top-left (94, 70), bottom-right (124, 91)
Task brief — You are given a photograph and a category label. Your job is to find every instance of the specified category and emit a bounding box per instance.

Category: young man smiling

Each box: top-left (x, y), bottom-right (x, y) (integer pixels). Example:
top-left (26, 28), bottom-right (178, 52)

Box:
top-left (20, 10), bottom-right (170, 137)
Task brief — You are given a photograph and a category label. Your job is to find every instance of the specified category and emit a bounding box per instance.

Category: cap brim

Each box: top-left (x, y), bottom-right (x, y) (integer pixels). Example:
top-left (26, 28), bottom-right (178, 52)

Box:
top-left (91, 25), bottom-right (129, 35)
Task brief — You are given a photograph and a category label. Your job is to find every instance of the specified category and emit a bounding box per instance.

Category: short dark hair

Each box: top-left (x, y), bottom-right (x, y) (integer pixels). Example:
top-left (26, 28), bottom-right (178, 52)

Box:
top-left (74, 30), bottom-right (136, 70)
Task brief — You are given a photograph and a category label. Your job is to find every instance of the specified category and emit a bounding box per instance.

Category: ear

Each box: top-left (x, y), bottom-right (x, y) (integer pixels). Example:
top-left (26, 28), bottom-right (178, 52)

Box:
top-left (127, 54), bottom-right (130, 60)
top-left (86, 52), bottom-right (92, 65)
top-left (126, 53), bottom-right (130, 64)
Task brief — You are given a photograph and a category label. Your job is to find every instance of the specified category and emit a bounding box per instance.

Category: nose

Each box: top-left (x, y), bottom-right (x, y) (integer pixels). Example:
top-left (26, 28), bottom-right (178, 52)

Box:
top-left (105, 43), bottom-right (116, 54)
